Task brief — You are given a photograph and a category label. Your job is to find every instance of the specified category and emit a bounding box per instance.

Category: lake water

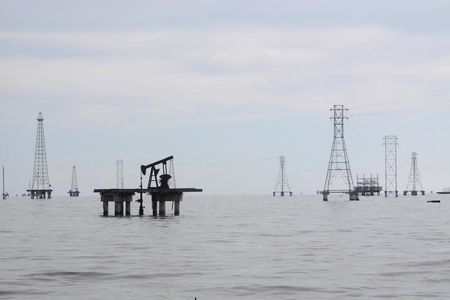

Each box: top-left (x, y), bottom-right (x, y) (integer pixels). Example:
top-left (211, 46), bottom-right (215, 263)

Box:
top-left (1, 194), bottom-right (450, 299)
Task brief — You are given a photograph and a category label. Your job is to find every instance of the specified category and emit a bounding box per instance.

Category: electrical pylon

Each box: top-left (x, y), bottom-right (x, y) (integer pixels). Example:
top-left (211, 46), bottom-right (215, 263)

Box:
top-left (116, 160), bottom-right (124, 188)
top-left (323, 105), bottom-right (358, 201)
top-left (383, 135), bottom-right (399, 197)
top-left (273, 155), bottom-right (292, 196)
top-left (27, 112), bottom-right (52, 199)
top-left (403, 152), bottom-right (425, 196)
top-left (68, 166), bottom-right (80, 197)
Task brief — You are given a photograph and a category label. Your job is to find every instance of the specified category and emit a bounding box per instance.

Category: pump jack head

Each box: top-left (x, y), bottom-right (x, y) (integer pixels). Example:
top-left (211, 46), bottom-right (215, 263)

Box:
top-left (140, 165), bottom-right (147, 175)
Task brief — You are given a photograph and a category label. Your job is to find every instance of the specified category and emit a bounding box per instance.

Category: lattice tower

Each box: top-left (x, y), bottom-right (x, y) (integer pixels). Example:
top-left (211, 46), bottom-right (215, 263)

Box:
top-left (116, 160), bottom-right (124, 188)
top-left (71, 166), bottom-right (79, 192)
top-left (323, 105), bottom-right (357, 201)
top-left (383, 135), bottom-right (399, 197)
top-left (273, 155), bottom-right (292, 196)
top-left (31, 112), bottom-right (51, 190)
top-left (405, 152), bottom-right (424, 193)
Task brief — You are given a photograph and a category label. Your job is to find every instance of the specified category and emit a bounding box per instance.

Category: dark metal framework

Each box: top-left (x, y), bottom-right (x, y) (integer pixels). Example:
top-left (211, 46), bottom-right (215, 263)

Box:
top-left (273, 155), bottom-right (292, 196)
top-left (323, 105), bottom-right (358, 201)
top-left (141, 156), bottom-right (174, 189)
top-left (383, 135), bottom-right (399, 197)
top-left (404, 152), bottom-right (425, 196)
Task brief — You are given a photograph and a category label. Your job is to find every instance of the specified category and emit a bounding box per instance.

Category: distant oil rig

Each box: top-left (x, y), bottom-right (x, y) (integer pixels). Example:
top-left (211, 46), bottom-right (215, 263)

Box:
top-left (68, 166), bottom-right (80, 197)
top-left (27, 112), bottom-right (52, 199)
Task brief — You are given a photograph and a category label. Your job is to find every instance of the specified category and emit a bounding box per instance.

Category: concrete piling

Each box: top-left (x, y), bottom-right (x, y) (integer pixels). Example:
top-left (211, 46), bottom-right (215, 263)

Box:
top-left (114, 201), bottom-right (120, 216)
top-left (125, 201), bottom-right (131, 216)
top-left (174, 200), bottom-right (180, 216)
top-left (159, 201), bottom-right (166, 216)
top-left (103, 201), bottom-right (108, 216)
top-left (152, 199), bottom-right (158, 217)
top-left (94, 188), bottom-right (201, 217)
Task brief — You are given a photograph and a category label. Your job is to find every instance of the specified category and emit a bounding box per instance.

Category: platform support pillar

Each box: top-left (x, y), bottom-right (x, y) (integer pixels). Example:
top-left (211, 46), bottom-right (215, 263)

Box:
top-left (152, 197), bottom-right (157, 217)
top-left (125, 201), bottom-right (131, 216)
top-left (174, 200), bottom-right (180, 216)
top-left (103, 201), bottom-right (108, 216)
top-left (114, 201), bottom-right (120, 217)
top-left (159, 201), bottom-right (166, 216)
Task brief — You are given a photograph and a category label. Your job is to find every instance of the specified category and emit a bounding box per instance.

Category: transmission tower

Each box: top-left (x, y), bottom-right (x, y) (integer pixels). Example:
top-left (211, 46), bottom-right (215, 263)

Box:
top-left (27, 112), bottom-right (52, 199)
top-left (404, 152), bottom-right (425, 196)
top-left (383, 135), bottom-right (399, 197)
top-left (68, 166), bottom-right (80, 197)
top-left (323, 105), bottom-right (358, 201)
top-left (116, 159), bottom-right (124, 188)
top-left (273, 155), bottom-right (292, 196)
top-left (168, 159), bottom-right (177, 188)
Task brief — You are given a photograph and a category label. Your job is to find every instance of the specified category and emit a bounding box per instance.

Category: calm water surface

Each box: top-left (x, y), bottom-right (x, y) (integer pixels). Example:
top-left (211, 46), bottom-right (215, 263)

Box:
top-left (1, 195), bottom-right (450, 299)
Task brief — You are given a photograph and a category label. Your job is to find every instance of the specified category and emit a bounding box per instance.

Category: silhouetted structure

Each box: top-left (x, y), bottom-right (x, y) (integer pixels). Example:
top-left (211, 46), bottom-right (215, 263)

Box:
top-left (68, 166), bottom-right (80, 197)
top-left (27, 112), bottom-right (52, 199)
top-left (323, 105), bottom-right (358, 201)
top-left (94, 156), bottom-right (202, 217)
top-left (404, 152), bottom-right (425, 196)
top-left (384, 135), bottom-right (399, 197)
top-left (273, 156), bottom-right (292, 196)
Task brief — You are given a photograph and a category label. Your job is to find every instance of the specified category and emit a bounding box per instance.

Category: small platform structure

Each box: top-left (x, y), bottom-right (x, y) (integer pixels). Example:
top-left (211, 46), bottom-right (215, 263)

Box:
top-left (94, 156), bottom-right (202, 217)
top-left (27, 189), bottom-right (52, 199)
top-left (355, 174), bottom-right (382, 196)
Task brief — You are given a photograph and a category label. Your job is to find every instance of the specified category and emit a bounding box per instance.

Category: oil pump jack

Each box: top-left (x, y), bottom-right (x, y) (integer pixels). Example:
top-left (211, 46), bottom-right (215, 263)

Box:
top-left (94, 155), bottom-right (201, 217)
top-left (137, 156), bottom-right (174, 216)
top-left (140, 156), bottom-right (174, 189)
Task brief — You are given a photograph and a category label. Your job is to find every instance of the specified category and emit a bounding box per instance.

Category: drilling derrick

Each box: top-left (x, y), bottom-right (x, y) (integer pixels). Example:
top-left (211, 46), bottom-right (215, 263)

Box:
top-left (68, 166), bottom-right (80, 197)
top-left (384, 135), bottom-right (399, 197)
top-left (403, 152), bottom-right (425, 196)
top-left (273, 155), bottom-right (292, 196)
top-left (322, 105), bottom-right (358, 201)
top-left (27, 112), bottom-right (52, 199)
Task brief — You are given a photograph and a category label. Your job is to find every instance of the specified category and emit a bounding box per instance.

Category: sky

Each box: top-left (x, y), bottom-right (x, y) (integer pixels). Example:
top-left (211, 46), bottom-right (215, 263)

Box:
top-left (1, 0), bottom-right (450, 196)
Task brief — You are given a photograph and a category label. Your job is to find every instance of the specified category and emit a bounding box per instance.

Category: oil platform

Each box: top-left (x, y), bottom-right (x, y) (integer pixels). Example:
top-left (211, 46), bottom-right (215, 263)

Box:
top-left (27, 112), bottom-right (52, 199)
top-left (68, 166), bottom-right (80, 197)
top-left (94, 156), bottom-right (202, 217)
top-left (355, 174), bottom-right (382, 196)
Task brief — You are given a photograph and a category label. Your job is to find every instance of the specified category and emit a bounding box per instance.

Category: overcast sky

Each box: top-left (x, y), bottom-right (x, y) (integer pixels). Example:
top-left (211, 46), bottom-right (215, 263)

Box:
top-left (1, 0), bottom-right (450, 196)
